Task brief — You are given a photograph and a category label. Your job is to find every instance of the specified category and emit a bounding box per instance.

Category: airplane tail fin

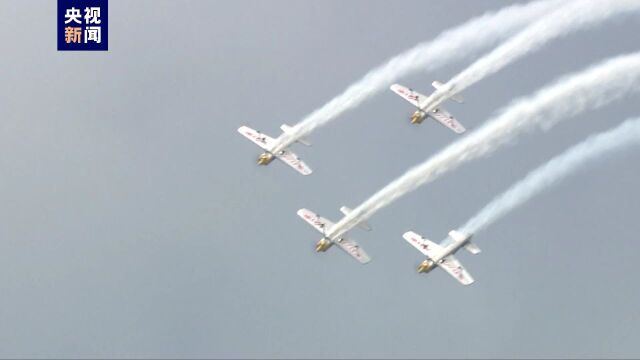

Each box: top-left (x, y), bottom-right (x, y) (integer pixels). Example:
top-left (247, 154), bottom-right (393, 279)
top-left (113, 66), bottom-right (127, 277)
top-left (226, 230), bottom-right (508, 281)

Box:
top-left (432, 80), bottom-right (464, 104)
top-left (339, 206), bottom-right (372, 231)
top-left (280, 124), bottom-right (311, 146)
top-left (448, 230), bottom-right (481, 255)
top-left (450, 94), bottom-right (464, 104)
top-left (464, 242), bottom-right (481, 255)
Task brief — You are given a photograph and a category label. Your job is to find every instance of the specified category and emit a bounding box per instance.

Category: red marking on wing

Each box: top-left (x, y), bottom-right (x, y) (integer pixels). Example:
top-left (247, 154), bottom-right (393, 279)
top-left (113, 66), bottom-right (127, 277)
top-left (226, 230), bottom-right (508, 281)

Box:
top-left (409, 235), bottom-right (428, 249)
top-left (303, 212), bottom-right (325, 227)
top-left (245, 131), bottom-right (266, 143)
top-left (345, 243), bottom-right (362, 259)
top-left (397, 87), bottom-right (419, 100)
top-left (442, 261), bottom-right (465, 280)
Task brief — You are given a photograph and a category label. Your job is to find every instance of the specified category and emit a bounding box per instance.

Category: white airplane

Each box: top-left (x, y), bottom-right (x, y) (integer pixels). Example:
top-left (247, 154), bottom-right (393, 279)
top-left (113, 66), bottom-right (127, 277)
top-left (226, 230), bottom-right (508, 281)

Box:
top-left (297, 207), bottom-right (373, 264)
top-left (237, 124), bottom-right (312, 175)
top-left (403, 229), bottom-right (480, 285)
top-left (390, 81), bottom-right (466, 134)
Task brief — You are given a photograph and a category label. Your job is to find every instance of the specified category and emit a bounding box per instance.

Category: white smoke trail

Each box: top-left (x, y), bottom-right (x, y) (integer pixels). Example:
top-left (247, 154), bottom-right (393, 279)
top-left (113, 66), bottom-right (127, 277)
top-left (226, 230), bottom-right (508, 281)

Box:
top-left (427, 0), bottom-right (640, 107)
top-left (328, 52), bottom-right (640, 238)
top-left (460, 118), bottom-right (640, 234)
top-left (271, 0), bottom-right (563, 152)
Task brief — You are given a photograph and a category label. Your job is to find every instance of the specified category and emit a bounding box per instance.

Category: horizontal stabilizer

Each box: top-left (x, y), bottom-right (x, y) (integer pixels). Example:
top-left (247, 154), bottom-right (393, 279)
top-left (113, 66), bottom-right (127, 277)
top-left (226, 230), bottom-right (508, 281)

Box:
top-left (450, 94), bottom-right (464, 104)
top-left (432, 80), bottom-right (445, 90)
top-left (280, 124), bottom-right (292, 133)
top-left (357, 222), bottom-right (372, 232)
top-left (464, 242), bottom-right (481, 255)
top-left (448, 230), bottom-right (480, 254)
top-left (339, 206), bottom-right (371, 231)
top-left (448, 230), bottom-right (472, 243)
top-left (432, 80), bottom-right (463, 103)
top-left (281, 124), bottom-right (311, 146)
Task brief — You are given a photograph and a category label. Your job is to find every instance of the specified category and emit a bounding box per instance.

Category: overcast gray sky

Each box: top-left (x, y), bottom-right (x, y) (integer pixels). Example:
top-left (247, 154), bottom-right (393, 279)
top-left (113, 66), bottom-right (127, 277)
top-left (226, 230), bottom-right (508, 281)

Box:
top-left (1, 0), bottom-right (639, 358)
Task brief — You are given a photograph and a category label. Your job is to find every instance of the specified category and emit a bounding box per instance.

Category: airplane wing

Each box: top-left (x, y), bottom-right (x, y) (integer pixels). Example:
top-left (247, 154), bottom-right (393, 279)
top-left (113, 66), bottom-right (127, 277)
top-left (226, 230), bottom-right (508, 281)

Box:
top-left (238, 125), bottom-right (276, 151)
top-left (403, 231), bottom-right (443, 259)
top-left (334, 236), bottom-right (371, 264)
top-left (276, 149), bottom-right (312, 175)
top-left (390, 84), bottom-right (428, 108)
top-left (439, 255), bottom-right (475, 285)
top-left (297, 208), bottom-right (334, 234)
top-left (429, 107), bottom-right (466, 134)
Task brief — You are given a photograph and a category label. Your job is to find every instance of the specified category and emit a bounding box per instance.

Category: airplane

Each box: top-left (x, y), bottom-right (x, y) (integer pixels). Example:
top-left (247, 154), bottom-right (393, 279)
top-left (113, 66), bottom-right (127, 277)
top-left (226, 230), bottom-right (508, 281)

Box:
top-left (390, 81), bottom-right (466, 134)
top-left (237, 124), bottom-right (312, 175)
top-left (297, 207), bottom-right (373, 264)
top-left (403, 229), bottom-right (480, 285)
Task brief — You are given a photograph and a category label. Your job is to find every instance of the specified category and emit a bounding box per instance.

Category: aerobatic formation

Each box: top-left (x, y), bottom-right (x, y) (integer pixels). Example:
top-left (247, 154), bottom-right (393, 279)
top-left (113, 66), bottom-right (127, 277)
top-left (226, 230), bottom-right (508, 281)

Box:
top-left (237, 0), bottom-right (640, 285)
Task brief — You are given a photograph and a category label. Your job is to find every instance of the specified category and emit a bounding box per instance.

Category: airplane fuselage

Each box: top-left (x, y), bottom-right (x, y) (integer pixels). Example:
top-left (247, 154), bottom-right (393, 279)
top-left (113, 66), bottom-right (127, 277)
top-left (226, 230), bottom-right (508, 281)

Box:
top-left (256, 137), bottom-right (290, 165)
top-left (248, 132), bottom-right (279, 165)
top-left (411, 90), bottom-right (449, 124)
top-left (417, 237), bottom-right (468, 273)
top-left (419, 90), bottom-right (449, 113)
top-left (315, 225), bottom-right (353, 253)
top-left (269, 134), bottom-right (296, 157)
